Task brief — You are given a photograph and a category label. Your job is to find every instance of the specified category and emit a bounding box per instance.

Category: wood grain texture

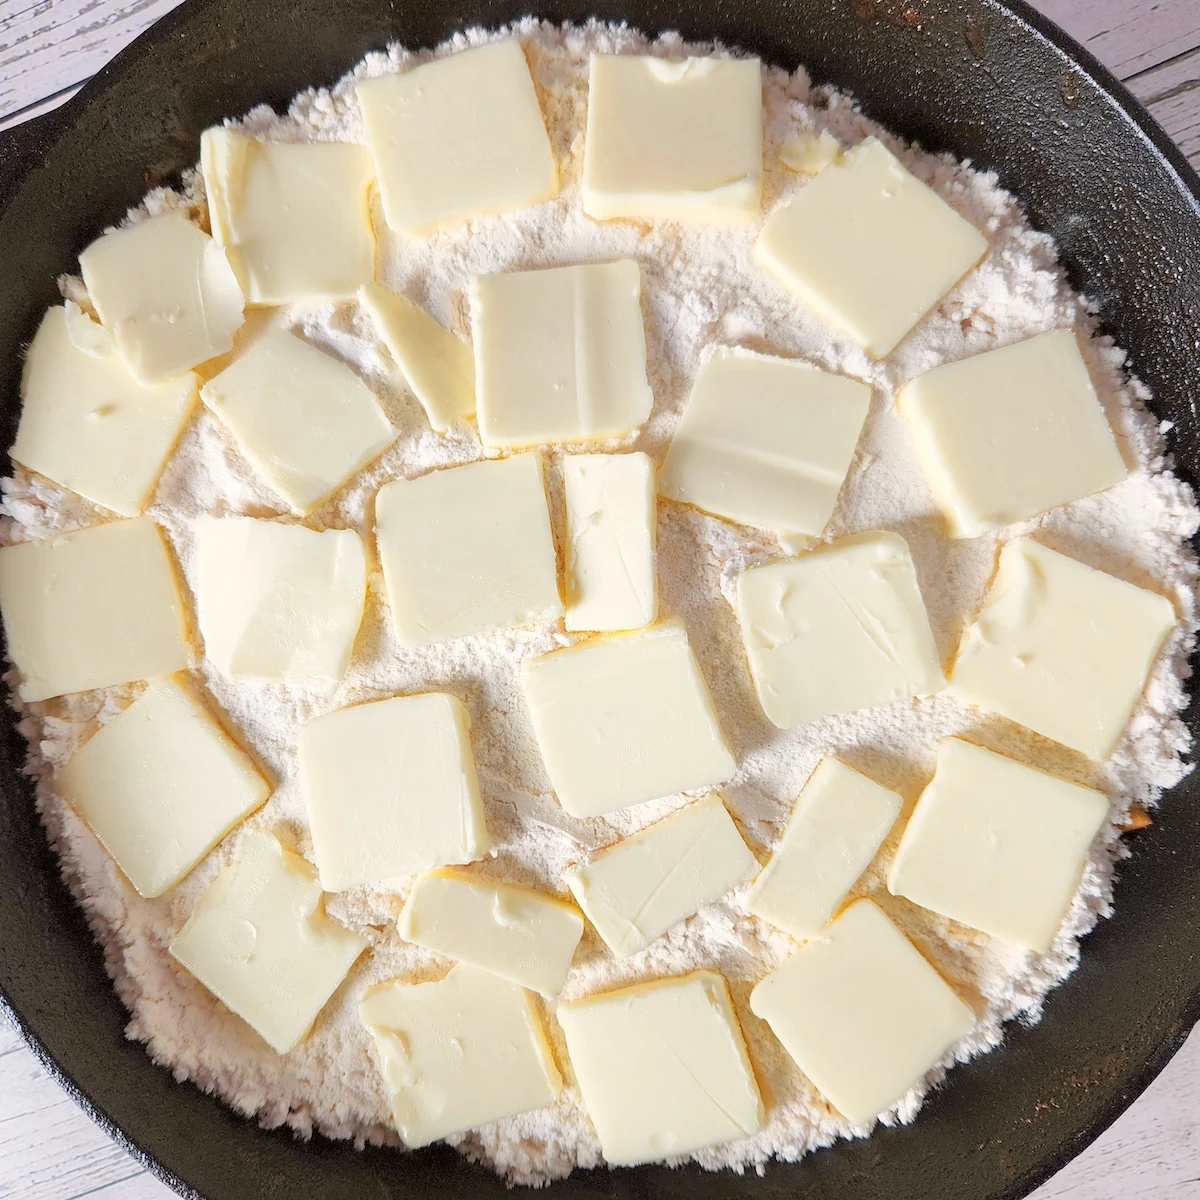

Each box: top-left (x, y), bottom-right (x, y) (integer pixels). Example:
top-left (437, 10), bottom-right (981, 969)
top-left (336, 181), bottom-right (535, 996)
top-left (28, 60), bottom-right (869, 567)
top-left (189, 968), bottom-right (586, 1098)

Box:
top-left (0, 2), bottom-right (1198, 1199)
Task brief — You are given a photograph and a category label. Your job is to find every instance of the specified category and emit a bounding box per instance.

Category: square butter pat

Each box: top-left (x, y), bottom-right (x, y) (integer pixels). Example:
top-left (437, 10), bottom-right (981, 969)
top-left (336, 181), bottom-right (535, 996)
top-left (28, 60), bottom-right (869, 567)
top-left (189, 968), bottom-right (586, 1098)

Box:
top-left (299, 693), bottom-right (491, 892)
top-left (582, 54), bottom-right (763, 224)
top-left (749, 899), bottom-right (975, 1126)
top-left (952, 539), bottom-right (1175, 760)
top-left (358, 283), bottom-right (475, 432)
top-left (0, 518), bottom-right (190, 702)
top-left (361, 963), bottom-right (561, 1147)
top-left (202, 129), bottom-right (375, 304)
top-left (194, 516), bottom-right (366, 686)
top-left (57, 677), bottom-right (269, 898)
top-left (888, 739), bottom-right (1109, 951)
top-left (659, 347), bottom-right (870, 537)
top-left (564, 452), bottom-right (657, 632)
top-left (747, 758), bottom-right (901, 939)
top-left (170, 831), bottom-right (367, 1054)
top-left (201, 330), bottom-right (396, 515)
top-left (79, 209), bottom-right (245, 383)
top-left (471, 260), bottom-right (652, 449)
top-left (565, 795), bottom-right (758, 956)
top-left (521, 622), bottom-right (734, 817)
top-left (736, 532), bottom-right (944, 729)
top-left (756, 138), bottom-right (987, 358)
top-left (398, 870), bottom-right (582, 996)
top-left (558, 970), bottom-right (763, 1165)
top-left (12, 304), bottom-right (197, 516)
top-left (357, 38), bottom-right (557, 235)
top-left (376, 453), bottom-right (561, 645)
top-left (898, 329), bottom-right (1128, 538)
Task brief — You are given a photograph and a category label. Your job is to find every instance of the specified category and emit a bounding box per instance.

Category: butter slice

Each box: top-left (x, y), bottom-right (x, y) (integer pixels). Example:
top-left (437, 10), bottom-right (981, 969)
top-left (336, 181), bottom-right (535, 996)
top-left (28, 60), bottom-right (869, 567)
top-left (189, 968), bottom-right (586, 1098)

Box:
top-left (12, 305), bottom-right (197, 516)
top-left (398, 870), bottom-right (582, 996)
top-left (358, 283), bottom-right (475, 432)
top-left (736, 532), bottom-right (944, 729)
top-left (558, 970), bottom-right (763, 1165)
top-left (357, 39), bottom-right (557, 235)
top-left (0, 518), bottom-right (190, 702)
top-left (749, 899), bottom-right (975, 1126)
top-left (202, 128), bottom-right (375, 304)
top-left (521, 623), bottom-right (735, 818)
top-left (201, 330), bottom-right (396, 515)
top-left (952, 539), bottom-right (1175, 760)
top-left (194, 516), bottom-right (366, 686)
top-left (888, 739), bottom-right (1109, 951)
top-left (170, 831), bottom-right (367, 1054)
top-left (898, 329), bottom-right (1128, 537)
top-left (471, 261), bottom-right (653, 449)
top-left (564, 795), bottom-right (758, 956)
top-left (375, 454), bottom-right (561, 645)
top-left (564, 452), bottom-right (657, 632)
top-left (79, 209), bottom-right (245, 383)
top-left (56, 677), bottom-right (269, 898)
top-left (659, 347), bottom-right (870, 537)
top-left (361, 964), bottom-right (561, 1147)
top-left (779, 130), bottom-right (841, 174)
top-left (756, 138), bottom-right (988, 358)
top-left (299, 694), bottom-right (491, 892)
top-left (582, 54), bottom-right (763, 224)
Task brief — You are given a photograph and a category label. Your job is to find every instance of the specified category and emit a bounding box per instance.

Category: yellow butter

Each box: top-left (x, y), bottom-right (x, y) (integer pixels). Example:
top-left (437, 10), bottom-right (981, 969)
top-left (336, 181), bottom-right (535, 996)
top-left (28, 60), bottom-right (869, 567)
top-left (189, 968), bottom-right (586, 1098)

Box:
top-left (778, 130), bottom-right (841, 174)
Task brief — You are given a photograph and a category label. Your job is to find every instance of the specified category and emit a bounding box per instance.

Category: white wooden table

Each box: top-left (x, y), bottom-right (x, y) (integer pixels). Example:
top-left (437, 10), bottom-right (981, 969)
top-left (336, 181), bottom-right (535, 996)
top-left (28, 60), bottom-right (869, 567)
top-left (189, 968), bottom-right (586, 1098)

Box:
top-left (1, 2), bottom-right (1199, 1197)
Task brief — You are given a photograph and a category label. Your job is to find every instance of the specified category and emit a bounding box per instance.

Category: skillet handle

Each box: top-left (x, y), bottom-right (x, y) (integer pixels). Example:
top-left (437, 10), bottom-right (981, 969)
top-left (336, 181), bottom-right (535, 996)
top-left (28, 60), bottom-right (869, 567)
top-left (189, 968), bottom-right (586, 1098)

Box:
top-left (0, 107), bottom-right (67, 220)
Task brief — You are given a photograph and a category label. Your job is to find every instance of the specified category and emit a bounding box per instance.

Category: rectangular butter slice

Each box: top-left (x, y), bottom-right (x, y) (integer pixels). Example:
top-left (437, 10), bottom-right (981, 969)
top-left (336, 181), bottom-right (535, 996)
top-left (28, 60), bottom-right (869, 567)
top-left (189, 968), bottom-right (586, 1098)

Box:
top-left (558, 970), bottom-right (764, 1165)
top-left (0, 518), bottom-right (191, 702)
top-left (746, 758), bottom-right (901, 939)
top-left (582, 54), bottom-right (763, 224)
top-left (170, 831), bottom-right (367, 1054)
top-left (565, 795), bottom-right (758, 956)
top-left (398, 869), bottom-right (583, 996)
top-left (749, 899), bottom-right (975, 1126)
top-left (887, 739), bottom-right (1109, 951)
top-left (361, 963), bottom-right (562, 1147)
top-left (564, 452), bottom-right (657, 632)
top-left (521, 622), bottom-right (735, 817)
top-left (471, 260), bottom-right (653, 449)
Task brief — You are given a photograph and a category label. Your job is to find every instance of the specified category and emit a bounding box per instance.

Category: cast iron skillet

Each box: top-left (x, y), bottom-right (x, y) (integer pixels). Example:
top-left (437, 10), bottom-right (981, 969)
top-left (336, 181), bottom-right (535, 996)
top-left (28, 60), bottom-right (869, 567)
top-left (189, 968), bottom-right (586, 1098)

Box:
top-left (1, 1), bottom-right (1199, 1197)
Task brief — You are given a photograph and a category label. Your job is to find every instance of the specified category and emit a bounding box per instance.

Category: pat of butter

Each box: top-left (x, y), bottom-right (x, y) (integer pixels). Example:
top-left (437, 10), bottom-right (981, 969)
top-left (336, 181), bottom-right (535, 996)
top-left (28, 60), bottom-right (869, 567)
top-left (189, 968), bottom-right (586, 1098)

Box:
top-left (0, 518), bottom-right (191, 702)
top-left (194, 516), bottom-right (366, 686)
top-left (170, 830), bottom-right (367, 1054)
top-left (951, 539), bottom-right (1175, 760)
top-left (898, 329), bottom-right (1128, 538)
top-left (398, 869), bottom-right (582, 996)
top-left (471, 260), bottom-right (653, 449)
top-left (888, 739), bottom-right (1109, 951)
top-left (79, 209), bottom-right (245, 383)
top-left (659, 347), bottom-right (870, 537)
top-left (202, 128), bottom-right (375, 304)
top-left (582, 54), bottom-right (763, 224)
top-left (756, 138), bottom-right (988, 358)
top-left (357, 39), bottom-right (557, 235)
top-left (557, 970), bottom-right (764, 1165)
top-left (521, 622), bottom-right (735, 818)
top-left (778, 130), bottom-right (841, 174)
top-left (375, 453), bottom-right (561, 645)
top-left (299, 693), bottom-right (492, 892)
top-left (564, 452), bottom-right (657, 633)
top-left (564, 795), bottom-right (758, 956)
top-left (56, 677), bottom-right (269, 898)
top-left (361, 963), bottom-right (562, 1147)
top-left (746, 758), bottom-right (901, 940)
top-left (749, 899), bottom-right (975, 1127)
top-left (11, 304), bottom-right (197, 516)
top-left (201, 330), bottom-right (396, 516)
top-left (736, 532), bottom-right (944, 729)
top-left (358, 283), bottom-right (475, 433)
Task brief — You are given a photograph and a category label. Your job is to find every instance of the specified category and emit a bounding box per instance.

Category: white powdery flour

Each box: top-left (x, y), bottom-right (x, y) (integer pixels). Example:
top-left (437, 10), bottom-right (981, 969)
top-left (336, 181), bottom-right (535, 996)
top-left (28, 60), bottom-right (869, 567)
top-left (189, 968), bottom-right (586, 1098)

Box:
top-left (3, 17), bottom-right (1198, 1185)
